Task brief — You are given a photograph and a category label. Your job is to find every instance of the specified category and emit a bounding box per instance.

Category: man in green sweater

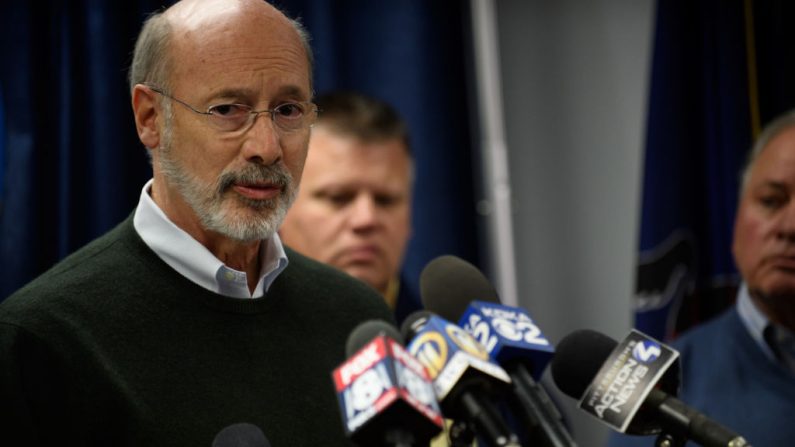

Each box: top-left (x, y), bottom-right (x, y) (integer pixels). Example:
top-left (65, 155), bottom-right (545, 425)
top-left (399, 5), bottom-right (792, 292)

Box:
top-left (0, 1), bottom-right (394, 445)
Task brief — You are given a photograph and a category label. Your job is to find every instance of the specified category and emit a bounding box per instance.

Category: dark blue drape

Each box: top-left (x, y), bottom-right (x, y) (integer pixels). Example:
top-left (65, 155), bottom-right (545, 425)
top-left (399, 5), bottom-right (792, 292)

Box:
top-left (0, 1), bottom-right (480, 300)
top-left (635, 0), bottom-right (795, 340)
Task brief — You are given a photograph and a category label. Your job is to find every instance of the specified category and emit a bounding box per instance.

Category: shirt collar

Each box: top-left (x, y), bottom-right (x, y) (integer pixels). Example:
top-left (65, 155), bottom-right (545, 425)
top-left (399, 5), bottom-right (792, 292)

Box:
top-left (132, 179), bottom-right (288, 298)
top-left (737, 283), bottom-right (795, 373)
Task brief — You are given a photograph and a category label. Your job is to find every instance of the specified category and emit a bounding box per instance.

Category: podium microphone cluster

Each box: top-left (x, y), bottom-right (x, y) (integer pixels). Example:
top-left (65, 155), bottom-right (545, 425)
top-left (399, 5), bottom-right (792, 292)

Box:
top-left (420, 255), bottom-right (577, 447)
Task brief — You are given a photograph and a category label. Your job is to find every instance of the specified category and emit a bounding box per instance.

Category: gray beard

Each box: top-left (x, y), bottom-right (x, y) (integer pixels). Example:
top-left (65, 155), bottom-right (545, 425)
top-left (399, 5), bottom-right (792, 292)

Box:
top-left (157, 119), bottom-right (296, 242)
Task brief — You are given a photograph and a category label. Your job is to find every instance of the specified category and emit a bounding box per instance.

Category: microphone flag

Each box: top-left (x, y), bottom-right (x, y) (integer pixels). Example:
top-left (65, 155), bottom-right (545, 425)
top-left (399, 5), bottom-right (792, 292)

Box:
top-left (578, 329), bottom-right (680, 433)
top-left (459, 300), bottom-right (554, 380)
top-left (406, 314), bottom-right (512, 401)
top-left (331, 334), bottom-right (444, 441)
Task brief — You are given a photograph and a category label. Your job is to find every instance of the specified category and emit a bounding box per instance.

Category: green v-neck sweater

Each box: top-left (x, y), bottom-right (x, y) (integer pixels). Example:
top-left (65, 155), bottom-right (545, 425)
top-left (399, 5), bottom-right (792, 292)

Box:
top-left (0, 215), bottom-right (395, 446)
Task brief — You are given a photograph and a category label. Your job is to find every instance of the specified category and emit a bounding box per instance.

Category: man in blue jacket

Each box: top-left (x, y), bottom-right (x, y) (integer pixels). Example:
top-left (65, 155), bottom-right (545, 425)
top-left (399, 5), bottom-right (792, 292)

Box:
top-left (609, 110), bottom-right (795, 447)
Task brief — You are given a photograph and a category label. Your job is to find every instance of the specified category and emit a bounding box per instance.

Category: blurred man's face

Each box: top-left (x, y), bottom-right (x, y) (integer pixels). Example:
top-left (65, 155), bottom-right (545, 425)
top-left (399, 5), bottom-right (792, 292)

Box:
top-left (733, 126), bottom-right (795, 304)
top-left (280, 126), bottom-right (412, 294)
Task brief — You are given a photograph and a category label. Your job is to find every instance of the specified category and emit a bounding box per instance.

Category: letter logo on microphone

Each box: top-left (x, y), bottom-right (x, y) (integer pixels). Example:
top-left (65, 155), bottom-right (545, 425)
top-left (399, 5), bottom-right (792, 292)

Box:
top-left (339, 342), bottom-right (382, 385)
top-left (408, 315), bottom-right (511, 400)
top-left (333, 338), bottom-right (397, 433)
top-left (445, 323), bottom-right (490, 360)
top-left (461, 301), bottom-right (554, 379)
top-left (332, 334), bottom-right (444, 439)
top-left (411, 331), bottom-right (448, 379)
top-left (349, 365), bottom-right (391, 414)
top-left (579, 330), bottom-right (679, 432)
top-left (632, 340), bottom-right (662, 363)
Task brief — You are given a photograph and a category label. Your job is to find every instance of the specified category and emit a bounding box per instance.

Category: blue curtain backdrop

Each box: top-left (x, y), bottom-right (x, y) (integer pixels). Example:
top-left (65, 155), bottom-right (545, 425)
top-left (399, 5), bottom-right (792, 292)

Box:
top-left (0, 1), bottom-right (480, 300)
top-left (634, 0), bottom-right (795, 340)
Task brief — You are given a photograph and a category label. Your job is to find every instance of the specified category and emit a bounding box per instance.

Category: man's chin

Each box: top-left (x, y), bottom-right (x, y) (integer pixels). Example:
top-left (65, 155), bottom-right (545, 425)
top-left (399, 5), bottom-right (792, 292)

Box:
top-left (200, 207), bottom-right (283, 242)
top-left (231, 193), bottom-right (282, 211)
top-left (342, 266), bottom-right (387, 292)
top-left (753, 277), bottom-right (795, 302)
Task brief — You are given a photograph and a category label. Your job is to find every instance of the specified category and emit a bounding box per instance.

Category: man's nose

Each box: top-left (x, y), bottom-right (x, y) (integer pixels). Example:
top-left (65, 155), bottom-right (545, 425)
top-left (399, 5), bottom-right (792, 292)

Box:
top-left (240, 113), bottom-right (282, 165)
top-left (777, 202), bottom-right (795, 242)
top-left (349, 195), bottom-right (380, 230)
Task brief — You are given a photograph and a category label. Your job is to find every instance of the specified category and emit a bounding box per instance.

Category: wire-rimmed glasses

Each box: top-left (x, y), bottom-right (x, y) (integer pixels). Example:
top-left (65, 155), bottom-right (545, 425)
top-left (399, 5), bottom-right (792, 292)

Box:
top-left (147, 86), bottom-right (318, 134)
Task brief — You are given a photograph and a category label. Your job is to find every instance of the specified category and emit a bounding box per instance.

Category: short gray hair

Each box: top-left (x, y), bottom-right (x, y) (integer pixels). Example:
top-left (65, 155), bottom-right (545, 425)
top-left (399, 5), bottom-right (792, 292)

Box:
top-left (128, 9), bottom-right (173, 94)
top-left (127, 5), bottom-right (314, 95)
top-left (740, 109), bottom-right (795, 192)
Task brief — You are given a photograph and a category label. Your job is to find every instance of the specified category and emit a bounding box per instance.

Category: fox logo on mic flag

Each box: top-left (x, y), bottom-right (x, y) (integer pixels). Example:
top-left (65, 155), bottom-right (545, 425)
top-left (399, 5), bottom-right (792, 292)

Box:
top-left (332, 332), bottom-right (443, 443)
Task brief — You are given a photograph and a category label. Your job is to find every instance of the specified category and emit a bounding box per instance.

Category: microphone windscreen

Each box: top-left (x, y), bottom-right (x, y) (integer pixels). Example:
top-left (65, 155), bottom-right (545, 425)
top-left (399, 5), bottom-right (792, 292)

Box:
top-left (550, 329), bottom-right (617, 399)
top-left (399, 310), bottom-right (435, 342)
top-left (212, 422), bottom-right (270, 447)
top-left (345, 319), bottom-right (403, 356)
top-left (420, 255), bottom-right (500, 321)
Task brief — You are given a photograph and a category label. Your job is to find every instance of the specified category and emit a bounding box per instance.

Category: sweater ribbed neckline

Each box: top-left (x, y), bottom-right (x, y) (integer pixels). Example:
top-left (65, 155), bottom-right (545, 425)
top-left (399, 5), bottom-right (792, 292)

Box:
top-left (116, 216), bottom-right (281, 315)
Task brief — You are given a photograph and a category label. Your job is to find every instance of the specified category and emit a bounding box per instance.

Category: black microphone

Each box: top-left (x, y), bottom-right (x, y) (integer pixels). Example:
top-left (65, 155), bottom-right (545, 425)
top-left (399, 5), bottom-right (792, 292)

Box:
top-left (332, 319), bottom-right (444, 447)
top-left (421, 255), bottom-right (576, 447)
top-left (401, 311), bottom-right (521, 447)
top-left (551, 329), bottom-right (752, 447)
top-left (212, 423), bottom-right (270, 447)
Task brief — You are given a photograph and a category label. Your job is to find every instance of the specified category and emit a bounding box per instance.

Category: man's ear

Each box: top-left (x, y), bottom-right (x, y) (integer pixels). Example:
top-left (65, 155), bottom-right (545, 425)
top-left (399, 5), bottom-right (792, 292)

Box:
top-left (132, 84), bottom-right (161, 149)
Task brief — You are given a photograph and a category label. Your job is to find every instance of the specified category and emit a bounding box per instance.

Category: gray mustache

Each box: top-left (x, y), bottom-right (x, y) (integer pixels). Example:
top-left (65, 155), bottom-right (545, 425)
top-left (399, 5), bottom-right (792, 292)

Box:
top-left (218, 164), bottom-right (293, 193)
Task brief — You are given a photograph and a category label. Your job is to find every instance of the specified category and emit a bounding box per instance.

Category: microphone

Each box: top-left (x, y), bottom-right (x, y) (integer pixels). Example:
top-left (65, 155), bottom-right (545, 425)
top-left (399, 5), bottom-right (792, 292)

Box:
top-left (212, 423), bottom-right (270, 447)
top-left (331, 319), bottom-right (444, 446)
top-left (550, 329), bottom-right (752, 447)
top-left (401, 311), bottom-right (521, 447)
top-left (421, 255), bottom-right (576, 447)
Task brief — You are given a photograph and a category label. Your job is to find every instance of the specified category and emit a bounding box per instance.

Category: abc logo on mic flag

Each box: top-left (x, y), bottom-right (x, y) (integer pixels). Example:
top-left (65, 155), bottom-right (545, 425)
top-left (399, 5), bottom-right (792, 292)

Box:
top-left (407, 315), bottom-right (511, 401)
top-left (331, 335), bottom-right (443, 437)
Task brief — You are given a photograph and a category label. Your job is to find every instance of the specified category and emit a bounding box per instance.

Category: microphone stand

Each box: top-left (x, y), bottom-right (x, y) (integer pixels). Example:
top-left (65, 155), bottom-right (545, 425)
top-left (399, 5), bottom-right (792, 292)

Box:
top-left (507, 362), bottom-right (577, 447)
top-left (384, 429), bottom-right (415, 447)
top-left (654, 432), bottom-right (687, 447)
top-left (449, 420), bottom-right (477, 447)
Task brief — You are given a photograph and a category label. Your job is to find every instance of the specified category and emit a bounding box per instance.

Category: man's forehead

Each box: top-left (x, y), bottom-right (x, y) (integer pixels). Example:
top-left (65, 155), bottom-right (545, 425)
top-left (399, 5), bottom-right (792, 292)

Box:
top-left (162, 3), bottom-right (310, 98)
top-left (165, 0), bottom-right (302, 62)
top-left (757, 131), bottom-right (795, 169)
top-left (310, 128), bottom-right (409, 156)
top-left (166, 0), bottom-right (283, 30)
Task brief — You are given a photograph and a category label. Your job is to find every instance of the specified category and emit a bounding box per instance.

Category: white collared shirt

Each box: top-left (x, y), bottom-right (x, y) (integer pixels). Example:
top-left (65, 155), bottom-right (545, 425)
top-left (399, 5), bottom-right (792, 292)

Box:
top-left (737, 283), bottom-right (778, 361)
top-left (132, 179), bottom-right (288, 298)
top-left (737, 283), bottom-right (795, 373)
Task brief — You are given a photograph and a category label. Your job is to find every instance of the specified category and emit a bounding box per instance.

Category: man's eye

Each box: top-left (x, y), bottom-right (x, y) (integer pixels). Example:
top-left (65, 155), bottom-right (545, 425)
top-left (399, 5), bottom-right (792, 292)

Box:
top-left (209, 104), bottom-right (249, 117)
top-left (316, 192), bottom-right (353, 206)
top-left (275, 103), bottom-right (305, 119)
top-left (759, 195), bottom-right (786, 209)
top-left (375, 194), bottom-right (400, 207)
top-left (328, 194), bottom-right (353, 205)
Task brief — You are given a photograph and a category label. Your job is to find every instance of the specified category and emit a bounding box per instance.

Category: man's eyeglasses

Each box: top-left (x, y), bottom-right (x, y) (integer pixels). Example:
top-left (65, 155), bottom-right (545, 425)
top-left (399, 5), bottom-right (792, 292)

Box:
top-left (147, 86), bottom-right (318, 134)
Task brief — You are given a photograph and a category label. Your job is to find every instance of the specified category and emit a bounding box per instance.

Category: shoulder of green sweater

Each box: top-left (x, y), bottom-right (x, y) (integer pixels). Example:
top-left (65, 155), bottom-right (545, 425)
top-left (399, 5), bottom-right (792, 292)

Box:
top-left (279, 246), bottom-right (396, 323)
top-left (1, 213), bottom-right (145, 313)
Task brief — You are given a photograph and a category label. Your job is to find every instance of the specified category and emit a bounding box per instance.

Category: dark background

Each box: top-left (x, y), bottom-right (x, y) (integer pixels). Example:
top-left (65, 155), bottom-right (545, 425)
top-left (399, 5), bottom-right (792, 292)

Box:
top-left (4, 0), bottom-right (795, 339)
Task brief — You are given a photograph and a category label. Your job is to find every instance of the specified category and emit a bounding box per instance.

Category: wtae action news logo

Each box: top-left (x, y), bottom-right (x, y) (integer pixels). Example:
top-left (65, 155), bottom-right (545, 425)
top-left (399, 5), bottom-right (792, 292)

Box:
top-left (331, 336), bottom-right (443, 434)
top-left (579, 330), bottom-right (679, 432)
